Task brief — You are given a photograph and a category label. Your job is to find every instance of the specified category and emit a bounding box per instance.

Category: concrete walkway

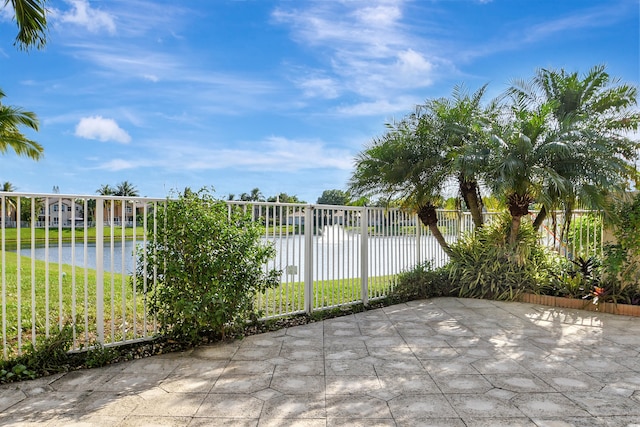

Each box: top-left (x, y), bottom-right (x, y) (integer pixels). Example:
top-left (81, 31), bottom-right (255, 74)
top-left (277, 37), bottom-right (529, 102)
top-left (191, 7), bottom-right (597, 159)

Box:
top-left (1, 298), bottom-right (640, 426)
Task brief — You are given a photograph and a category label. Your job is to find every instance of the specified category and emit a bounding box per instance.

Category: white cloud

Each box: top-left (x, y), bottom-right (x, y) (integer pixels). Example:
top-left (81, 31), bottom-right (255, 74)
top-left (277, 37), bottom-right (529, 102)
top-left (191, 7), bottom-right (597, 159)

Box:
top-left (59, 0), bottom-right (117, 34)
top-left (94, 136), bottom-right (353, 172)
top-left (353, 5), bottom-right (402, 26)
top-left (272, 0), bottom-right (445, 112)
top-left (75, 116), bottom-right (131, 144)
top-left (297, 76), bottom-right (341, 99)
top-left (335, 96), bottom-right (420, 116)
top-left (95, 159), bottom-right (137, 171)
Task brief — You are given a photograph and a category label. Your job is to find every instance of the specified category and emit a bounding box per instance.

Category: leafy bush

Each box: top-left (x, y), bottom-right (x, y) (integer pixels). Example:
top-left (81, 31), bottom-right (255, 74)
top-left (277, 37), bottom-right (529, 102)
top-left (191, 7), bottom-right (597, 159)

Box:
top-left (139, 188), bottom-right (281, 345)
top-left (598, 194), bottom-right (640, 304)
top-left (0, 324), bottom-right (74, 384)
top-left (565, 213), bottom-right (603, 258)
top-left (389, 262), bottom-right (454, 302)
top-left (448, 213), bottom-right (561, 300)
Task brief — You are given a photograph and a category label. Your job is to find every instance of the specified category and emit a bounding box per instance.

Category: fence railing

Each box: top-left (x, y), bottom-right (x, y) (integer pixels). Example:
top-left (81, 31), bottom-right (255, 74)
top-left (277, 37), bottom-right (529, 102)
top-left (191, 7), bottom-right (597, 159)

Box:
top-left (0, 191), bottom-right (604, 359)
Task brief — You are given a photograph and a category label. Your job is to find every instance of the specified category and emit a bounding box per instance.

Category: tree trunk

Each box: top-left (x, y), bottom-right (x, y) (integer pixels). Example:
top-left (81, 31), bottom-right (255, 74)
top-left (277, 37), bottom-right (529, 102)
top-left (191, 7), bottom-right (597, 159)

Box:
top-left (532, 205), bottom-right (547, 230)
top-left (507, 192), bottom-right (532, 246)
top-left (509, 215), bottom-right (522, 246)
top-left (459, 178), bottom-right (484, 228)
top-left (417, 204), bottom-right (453, 257)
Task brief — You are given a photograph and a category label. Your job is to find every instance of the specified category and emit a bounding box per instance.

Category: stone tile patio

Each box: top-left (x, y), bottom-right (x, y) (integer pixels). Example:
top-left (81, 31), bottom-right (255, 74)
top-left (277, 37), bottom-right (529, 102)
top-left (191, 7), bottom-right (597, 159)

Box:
top-left (1, 297), bottom-right (640, 426)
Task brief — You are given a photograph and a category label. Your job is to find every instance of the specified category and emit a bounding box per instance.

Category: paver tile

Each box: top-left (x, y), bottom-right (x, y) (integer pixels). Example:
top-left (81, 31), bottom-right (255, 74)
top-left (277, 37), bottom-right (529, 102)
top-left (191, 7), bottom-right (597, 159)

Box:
top-left (261, 394), bottom-right (326, 419)
top-left (512, 392), bottom-right (592, 418)
top-left (195, 394), bottom-right (264, 418)
top-left (387, 393), bottom-right (458, 420)
top-left (326, 395), bottom-right (392, 419)
top-left (446, 393), bottom-right (526, 418)
top-left (432, 374), bottom-right (493, 394)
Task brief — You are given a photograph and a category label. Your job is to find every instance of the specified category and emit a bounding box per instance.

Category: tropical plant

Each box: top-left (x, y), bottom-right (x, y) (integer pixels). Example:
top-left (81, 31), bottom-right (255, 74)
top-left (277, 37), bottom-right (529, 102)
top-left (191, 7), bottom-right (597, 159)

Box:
top-left (96, 184), bottom-right (115, 195)
top-left (3, 0), bottom-right (48, 51)
top-left (239, 187), bottom-right (264, 202)
top-left (389, 262), bottom-right (454, 302)
top-left (349, 111), bottom-right (453, 255)
top-left (114, 181), bottom-right (139, 197)
top-left (485, 101), bottom-right (565, 244)
top-left (421, 84), bottom-right (498, 227)
top-left (507, 65), bottom-right (640, 230)
top-left (448, 212), bottom-right (561, 300)
top-left (138, 188), bottom-right (281, 344)
top-left (0, 181), bottom-right (17, 221)
top-left (0, 88), bottom-right (43, 160)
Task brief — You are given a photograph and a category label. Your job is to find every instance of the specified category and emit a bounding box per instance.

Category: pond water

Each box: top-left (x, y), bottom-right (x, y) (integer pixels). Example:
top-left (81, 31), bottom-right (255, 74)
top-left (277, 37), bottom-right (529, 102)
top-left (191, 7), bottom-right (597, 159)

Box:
top-left (14, 233), bottom-right (449, 279)
top-left (17, 240), bottom-right (139, 274)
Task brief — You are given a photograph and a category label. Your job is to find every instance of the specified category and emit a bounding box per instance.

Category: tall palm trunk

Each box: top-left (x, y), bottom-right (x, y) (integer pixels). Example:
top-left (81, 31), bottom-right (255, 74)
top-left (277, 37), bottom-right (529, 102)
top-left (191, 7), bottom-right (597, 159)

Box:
top-left (459, 178), bottom-right (484, 228)
top-left (417, 204), bottom-right (453, 257)
top-left (532, 205), bottom-right (546, 230)
top-left (507, 193), bottom-right (532, 245)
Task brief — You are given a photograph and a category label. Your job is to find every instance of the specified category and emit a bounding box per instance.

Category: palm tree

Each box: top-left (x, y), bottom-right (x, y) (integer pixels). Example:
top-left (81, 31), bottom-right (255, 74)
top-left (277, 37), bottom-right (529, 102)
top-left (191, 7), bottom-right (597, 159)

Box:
top-left (1, 181), bottom-right (17, 223)
top-left (4, 0), bottom-right (48, 51)
top-left (96, 184), bottom-right (115, 195)
top-left (486, 102), bottom-right (570, 245)
top-left (249, 187), bottom-right (263, 202)
top-left (0, 88), bottom-right (43, 160)
top-left (507, 65), bottom-right (640, 229)
top-left (114, 181), bottom-right (139, 197)
top-left (349, 112), bottom-right (453, 255)
top-left (422, 84), bottom-right (498, 228)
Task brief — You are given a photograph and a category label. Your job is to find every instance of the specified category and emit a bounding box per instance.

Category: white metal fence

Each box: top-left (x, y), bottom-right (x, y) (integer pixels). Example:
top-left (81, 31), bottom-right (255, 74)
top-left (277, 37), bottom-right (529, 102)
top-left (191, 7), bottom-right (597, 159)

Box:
top-left (0, 192), bottom-right (603, 359)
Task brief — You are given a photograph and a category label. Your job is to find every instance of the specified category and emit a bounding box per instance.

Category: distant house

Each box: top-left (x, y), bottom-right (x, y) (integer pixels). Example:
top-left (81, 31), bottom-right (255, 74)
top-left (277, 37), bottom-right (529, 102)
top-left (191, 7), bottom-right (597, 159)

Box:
top-left (39, 198), bottom-right (84, 227)
top-left (101, 200), bottom-right (150, 226)
top-left (286, 210), bottom-right (305, 226)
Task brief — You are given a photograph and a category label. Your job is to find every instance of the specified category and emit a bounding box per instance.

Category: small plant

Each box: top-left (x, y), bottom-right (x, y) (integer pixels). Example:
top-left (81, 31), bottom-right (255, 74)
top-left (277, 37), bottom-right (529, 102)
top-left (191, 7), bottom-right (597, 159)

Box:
top-left (389, 262), bottom-right (453, 302)
top-left (448, 213), bottom-right (560, 300)
top-left (0, 364), bottom-right (36, 382)
top-left (83, 342), bottom-right (119, 369)
top-left (0, 324), bottom-right (75, 384)
top-left (138, 188), bottom-right (281, 345)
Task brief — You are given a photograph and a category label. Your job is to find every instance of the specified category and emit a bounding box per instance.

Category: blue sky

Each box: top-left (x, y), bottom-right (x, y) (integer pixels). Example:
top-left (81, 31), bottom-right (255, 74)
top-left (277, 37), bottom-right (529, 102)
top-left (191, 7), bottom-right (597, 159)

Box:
top-left (0, 0), bottom-right (638, 202)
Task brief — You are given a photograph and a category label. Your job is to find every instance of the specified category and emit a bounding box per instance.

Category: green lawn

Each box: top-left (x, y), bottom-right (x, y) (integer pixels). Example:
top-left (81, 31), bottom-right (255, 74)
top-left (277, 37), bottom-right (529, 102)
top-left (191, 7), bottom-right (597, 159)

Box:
top-left (257, 275), bottom-right (396, 317)
top-left (0, 250), bottom-right (150, 358)
top-left (1, 248), bottom-right (397, 358)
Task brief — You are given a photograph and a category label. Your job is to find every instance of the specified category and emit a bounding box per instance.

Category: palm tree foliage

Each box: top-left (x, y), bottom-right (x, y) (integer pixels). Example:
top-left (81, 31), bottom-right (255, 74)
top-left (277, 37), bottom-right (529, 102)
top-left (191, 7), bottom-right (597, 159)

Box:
top-left (422, 84), bottom-right (498, 227)
top-left (351, 64), bottom-right (639, 251)
top-left (349, 111), bottom-right (453, 255)
top-left (506, 65), bottom-right (640, 230)
top-left (4, 0), bottom-right (48, 51)
top-left (114, 181), bottom-right (139, 197)
top-left (486, 101), bottom-right (571, 244)
top-left (0, 88), bottom-right (43, 160)
top-left (96, 184), bottom-right (115, 195)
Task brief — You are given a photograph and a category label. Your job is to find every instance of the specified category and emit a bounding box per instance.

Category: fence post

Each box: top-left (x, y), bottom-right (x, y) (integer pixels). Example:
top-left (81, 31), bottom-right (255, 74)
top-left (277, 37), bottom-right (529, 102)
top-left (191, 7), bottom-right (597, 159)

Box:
top-left (360, 207), bottom-right (369, 306)
top-left (303, 205), bottom-right (314, 315)
top-left (95, 198), bottom-right (104, 344)
top-left (415, 213), bottom-right (421, 265)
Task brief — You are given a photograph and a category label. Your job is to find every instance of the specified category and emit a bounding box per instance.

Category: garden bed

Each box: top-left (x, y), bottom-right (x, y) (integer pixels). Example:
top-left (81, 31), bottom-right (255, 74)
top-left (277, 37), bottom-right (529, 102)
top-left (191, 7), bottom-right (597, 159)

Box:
top-left (518, 293), bottom-right (640, 317)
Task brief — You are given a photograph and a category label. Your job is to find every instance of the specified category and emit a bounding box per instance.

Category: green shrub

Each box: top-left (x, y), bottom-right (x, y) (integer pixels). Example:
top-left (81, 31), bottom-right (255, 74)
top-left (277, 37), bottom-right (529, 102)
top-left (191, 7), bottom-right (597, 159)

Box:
top-left (389, 262), bottom-right (454, 302)
top-left (598, 193), bottom-right (640, 304)
top-left (0, 324), bottom-right (74, 384)
top-left (139, 188), bottom-right (281, 345)
top-left (565, 213), bottom-right (603, 258)
top-left (448, 213), bottom-right (561, 300)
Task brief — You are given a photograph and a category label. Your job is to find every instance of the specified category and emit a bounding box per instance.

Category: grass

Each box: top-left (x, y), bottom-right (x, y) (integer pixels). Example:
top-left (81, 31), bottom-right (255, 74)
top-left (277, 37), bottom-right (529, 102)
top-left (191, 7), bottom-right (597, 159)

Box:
top-left (0, 250), bottom-right (150, 358)
top-left (2, 247), bottom-right (399, 358)
top-left (1, 226), bottom-right (146, 249)
top-left (257, 275), bottom-right (396, 317)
